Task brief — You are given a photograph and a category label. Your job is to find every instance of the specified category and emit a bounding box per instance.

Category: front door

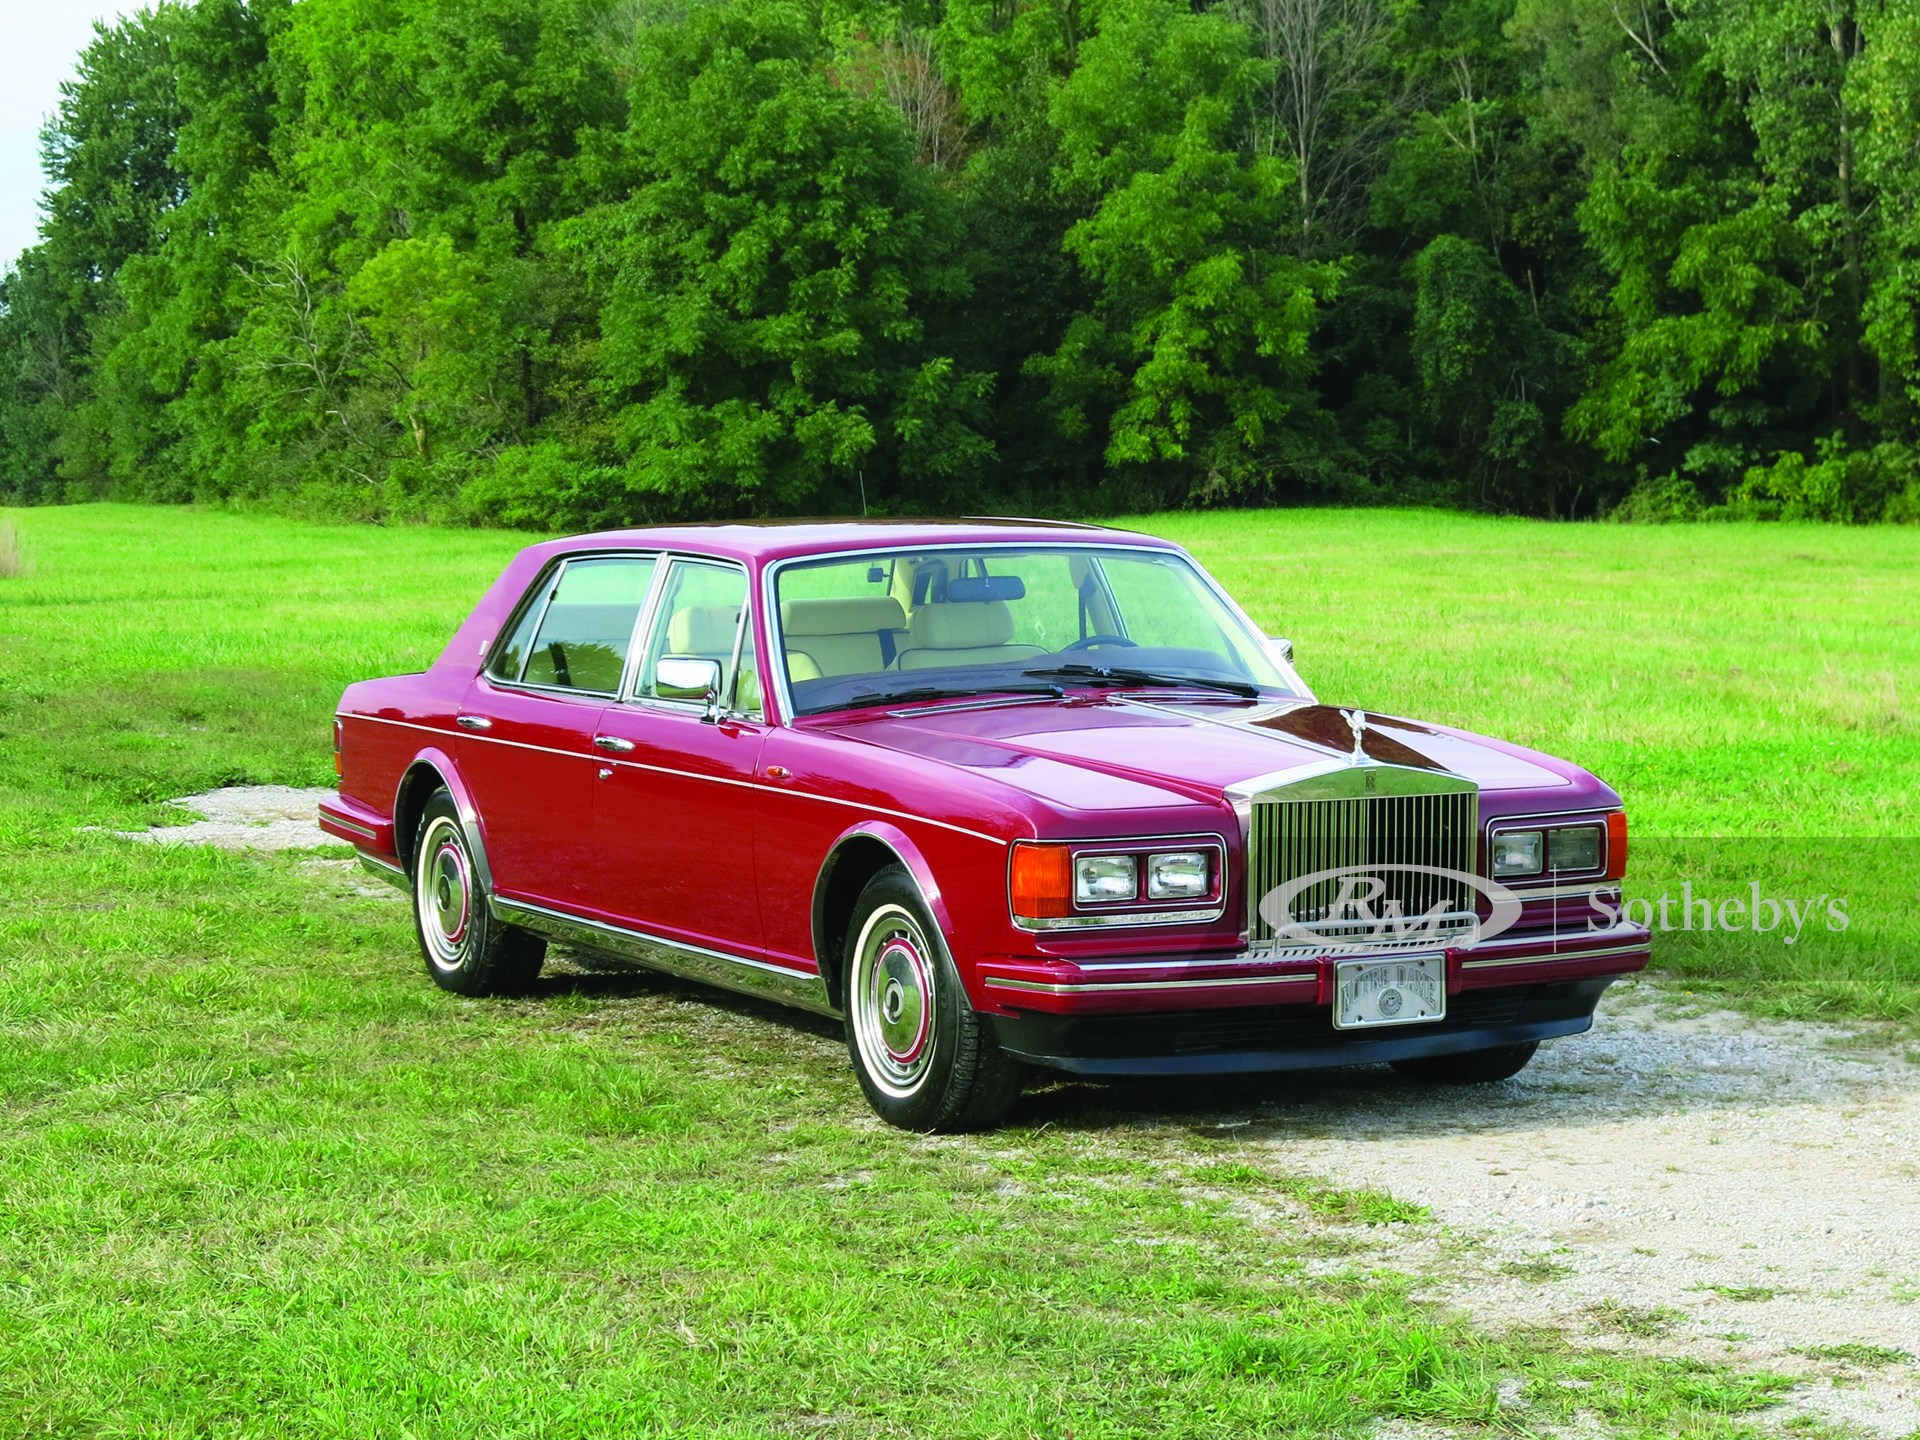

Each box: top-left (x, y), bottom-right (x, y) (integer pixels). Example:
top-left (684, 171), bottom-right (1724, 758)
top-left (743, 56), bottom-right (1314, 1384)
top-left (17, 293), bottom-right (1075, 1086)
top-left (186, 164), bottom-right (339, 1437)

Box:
top-left (592, 558), bottom-right (768, 956)
top-left (458, 552), bottom-right (659, 911)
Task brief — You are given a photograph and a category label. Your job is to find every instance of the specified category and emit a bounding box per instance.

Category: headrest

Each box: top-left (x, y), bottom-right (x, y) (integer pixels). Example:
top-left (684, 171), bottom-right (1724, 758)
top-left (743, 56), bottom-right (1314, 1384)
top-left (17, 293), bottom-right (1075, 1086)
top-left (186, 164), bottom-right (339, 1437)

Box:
top-left (667, 605), bottom-right (740, 656)
top-left (910, 600), bottom-right (1015, 650)
top-left (780, 596), bottom-right (907, 636)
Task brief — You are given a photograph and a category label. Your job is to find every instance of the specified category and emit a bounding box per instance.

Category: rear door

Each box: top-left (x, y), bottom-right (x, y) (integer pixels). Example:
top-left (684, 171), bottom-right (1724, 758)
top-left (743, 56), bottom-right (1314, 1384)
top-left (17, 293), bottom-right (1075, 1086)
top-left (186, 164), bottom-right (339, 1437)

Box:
top-left (458, 552), bottom-right (659, 911)
top-left (592, 557), bottom-right (769, 955)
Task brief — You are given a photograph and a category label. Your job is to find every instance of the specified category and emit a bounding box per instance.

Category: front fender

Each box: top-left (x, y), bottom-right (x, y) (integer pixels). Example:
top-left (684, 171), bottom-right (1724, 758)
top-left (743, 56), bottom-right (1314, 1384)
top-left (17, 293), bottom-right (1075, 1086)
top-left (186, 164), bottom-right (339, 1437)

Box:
top-left (810, 820), bottom-right (963, 1006)
top-left (817, 820), bottom-right (956, 933)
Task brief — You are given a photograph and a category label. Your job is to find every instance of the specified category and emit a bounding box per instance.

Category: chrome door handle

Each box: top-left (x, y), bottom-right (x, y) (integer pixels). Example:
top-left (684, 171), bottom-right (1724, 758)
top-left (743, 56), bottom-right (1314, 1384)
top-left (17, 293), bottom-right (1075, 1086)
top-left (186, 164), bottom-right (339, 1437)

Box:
top-left (593, 735), bottom-right (635, 753)
top-left (455, 715), bottom-right (492, 731)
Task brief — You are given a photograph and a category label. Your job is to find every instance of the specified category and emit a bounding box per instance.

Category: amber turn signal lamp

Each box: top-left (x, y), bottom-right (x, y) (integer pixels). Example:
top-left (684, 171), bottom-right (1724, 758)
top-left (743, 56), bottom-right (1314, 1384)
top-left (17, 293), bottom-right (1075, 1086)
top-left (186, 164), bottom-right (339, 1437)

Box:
top-left (1010, 842), bottom-right (1074, 919)
top-left (1605, 810), bottom-right (1628, 880)
top-left (332, 717), bottom-right (344, 777)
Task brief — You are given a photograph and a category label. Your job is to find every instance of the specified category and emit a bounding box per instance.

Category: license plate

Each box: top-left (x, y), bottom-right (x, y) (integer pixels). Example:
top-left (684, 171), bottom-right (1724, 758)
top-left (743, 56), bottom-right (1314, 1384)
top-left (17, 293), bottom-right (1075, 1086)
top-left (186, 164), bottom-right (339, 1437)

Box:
top-left (1332, 955), bottom-right (1447, 1030)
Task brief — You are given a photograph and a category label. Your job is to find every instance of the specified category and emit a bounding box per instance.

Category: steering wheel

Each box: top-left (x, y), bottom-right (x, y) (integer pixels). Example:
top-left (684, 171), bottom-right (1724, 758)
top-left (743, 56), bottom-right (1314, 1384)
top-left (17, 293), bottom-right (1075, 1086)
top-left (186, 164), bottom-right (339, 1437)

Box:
top-left (1062, 634), bottom-right (1138, 652)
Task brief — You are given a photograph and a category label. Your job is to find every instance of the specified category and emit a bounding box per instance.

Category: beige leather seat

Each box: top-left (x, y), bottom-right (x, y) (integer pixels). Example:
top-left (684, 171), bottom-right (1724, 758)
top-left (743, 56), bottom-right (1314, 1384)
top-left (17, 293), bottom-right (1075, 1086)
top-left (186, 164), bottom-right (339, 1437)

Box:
top-left (659, 604), bottom-right (745, 704)
top-left (666, 604), bottom-right (740, 662)
top-left (894, 600), bottom-right (1047, 670)
top-left (780, 597), bottom-right (907, 677)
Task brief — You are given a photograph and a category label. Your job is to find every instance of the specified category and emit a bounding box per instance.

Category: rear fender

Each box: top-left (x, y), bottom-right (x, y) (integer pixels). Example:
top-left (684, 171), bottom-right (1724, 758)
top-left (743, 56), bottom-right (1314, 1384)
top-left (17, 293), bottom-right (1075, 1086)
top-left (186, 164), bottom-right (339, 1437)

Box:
top-left (394, 748), bottom-right (497, 895)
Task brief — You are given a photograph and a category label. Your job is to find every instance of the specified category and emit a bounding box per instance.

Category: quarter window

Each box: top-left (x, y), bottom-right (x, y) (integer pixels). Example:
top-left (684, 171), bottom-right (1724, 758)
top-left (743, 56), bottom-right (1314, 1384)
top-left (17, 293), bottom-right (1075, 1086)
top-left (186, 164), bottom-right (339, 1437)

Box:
top-left (491, 555), bottom-right (657, 694)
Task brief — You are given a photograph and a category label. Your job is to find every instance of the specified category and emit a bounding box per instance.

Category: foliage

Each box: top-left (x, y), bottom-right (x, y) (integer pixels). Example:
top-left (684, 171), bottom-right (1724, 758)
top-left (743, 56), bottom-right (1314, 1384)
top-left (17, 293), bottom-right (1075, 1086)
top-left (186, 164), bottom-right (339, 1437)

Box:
top-left (569, 0), bottom-right (992, 512)
top-left (6, 0), bottom-right (1920, 521)
top-left (1036, 0), bottom-right (1334, 499)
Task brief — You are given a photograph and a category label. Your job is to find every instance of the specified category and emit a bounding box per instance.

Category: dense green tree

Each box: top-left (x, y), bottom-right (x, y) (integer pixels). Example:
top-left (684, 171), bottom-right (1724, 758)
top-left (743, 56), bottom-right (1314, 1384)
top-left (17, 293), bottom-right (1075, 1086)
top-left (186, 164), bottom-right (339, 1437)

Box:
top-left (4, 0), bottom-right (1920, 522)
top-left (1034, 0), bottom-right (1335, 501)
top-left (554, 0), bottom-right (991, 514)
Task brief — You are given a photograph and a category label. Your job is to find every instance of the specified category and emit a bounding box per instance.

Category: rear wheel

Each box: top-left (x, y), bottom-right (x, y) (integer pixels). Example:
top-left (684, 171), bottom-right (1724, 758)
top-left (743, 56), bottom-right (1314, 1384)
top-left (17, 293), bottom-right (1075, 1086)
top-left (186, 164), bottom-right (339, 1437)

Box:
top-left (1391, 1040), bottom-right (1538, 1085)
top-left (412, 790), bottom-right (545, 996)
top-left (844, 866), bottom-right (1024, 1131)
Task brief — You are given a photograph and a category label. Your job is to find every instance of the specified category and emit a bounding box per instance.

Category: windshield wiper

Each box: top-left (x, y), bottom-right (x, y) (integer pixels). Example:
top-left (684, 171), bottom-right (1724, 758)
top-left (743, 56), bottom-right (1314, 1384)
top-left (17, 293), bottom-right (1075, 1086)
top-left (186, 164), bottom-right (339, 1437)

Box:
top-left (1022, 663), bottom-right (1260, 698)
top-left (844, 680), bottom-right (1067, 709)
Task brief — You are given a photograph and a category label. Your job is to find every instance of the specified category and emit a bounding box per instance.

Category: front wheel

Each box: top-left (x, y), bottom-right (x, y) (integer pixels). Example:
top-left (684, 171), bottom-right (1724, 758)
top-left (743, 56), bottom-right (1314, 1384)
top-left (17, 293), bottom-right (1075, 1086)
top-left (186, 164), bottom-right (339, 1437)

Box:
top-left (1391, 1040), bottom-right (1539, 1085)
top-left (412, 790), bottom-right (546, 996)
top-left (844, 866), bottom-right (1025, 1131)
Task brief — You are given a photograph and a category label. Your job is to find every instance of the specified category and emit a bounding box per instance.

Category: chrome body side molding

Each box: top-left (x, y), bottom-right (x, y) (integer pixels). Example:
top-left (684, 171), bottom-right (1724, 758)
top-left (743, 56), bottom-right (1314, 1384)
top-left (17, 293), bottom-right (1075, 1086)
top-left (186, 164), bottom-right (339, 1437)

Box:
top-left (490, 895), bottom-right (840, 1018)
top-left (358, 852), bottom-right (409, 890)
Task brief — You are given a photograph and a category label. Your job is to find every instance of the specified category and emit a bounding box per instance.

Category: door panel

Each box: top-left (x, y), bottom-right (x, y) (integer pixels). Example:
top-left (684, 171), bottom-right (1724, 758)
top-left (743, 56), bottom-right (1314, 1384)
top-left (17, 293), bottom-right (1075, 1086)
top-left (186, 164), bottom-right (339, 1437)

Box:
top-left (457, 682), bottom-right (607, 909)
top-left (592, 707), bottom-right (767, 952)
top-left (594, 558), bottom-right (769, 955)
top-left (458, 553), bottom-right (658, 910)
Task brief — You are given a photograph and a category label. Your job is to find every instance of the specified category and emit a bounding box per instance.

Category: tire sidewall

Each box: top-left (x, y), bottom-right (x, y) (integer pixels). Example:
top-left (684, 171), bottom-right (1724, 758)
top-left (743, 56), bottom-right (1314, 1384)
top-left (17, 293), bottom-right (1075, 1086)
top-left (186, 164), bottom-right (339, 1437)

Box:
top-left (412, 792), bottom-right (493, 996)
top-left (843, 869), bottom-right (969, 1130)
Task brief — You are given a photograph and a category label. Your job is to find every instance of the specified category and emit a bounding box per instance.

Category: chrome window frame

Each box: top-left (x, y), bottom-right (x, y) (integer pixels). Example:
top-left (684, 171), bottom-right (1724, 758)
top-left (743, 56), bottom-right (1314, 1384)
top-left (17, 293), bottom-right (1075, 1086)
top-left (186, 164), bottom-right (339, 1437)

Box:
top-left (482, 549), bottom-right (666, 701)
top-left (761, 540), bottom-right (1314, 724)
top-left (620, 553), bottom-right (759, 721)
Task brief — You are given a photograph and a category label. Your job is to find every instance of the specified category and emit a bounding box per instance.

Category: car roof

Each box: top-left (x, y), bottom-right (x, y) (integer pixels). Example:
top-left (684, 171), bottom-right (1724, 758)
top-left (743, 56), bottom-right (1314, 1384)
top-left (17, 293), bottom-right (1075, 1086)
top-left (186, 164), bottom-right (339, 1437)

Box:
top-left (539, 516), bottom-right (1185, 565)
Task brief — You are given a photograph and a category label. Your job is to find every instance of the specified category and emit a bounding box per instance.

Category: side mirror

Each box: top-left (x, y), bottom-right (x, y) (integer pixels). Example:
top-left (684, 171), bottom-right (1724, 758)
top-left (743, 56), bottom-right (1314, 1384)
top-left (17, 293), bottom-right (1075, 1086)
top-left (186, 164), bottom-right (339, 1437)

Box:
top-left (1268, 635), bottom-right (1294, 665)
top-left (656, 656), bottom-right (722, 704)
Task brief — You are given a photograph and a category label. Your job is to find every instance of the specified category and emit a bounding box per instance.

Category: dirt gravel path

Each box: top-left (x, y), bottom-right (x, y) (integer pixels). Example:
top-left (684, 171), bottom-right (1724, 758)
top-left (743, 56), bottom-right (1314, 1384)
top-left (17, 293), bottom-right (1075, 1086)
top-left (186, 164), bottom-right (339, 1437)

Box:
top-left (1057, 979), bottom-right (1920, 1437)
top-left (115, 785), bottom-right (337, 850)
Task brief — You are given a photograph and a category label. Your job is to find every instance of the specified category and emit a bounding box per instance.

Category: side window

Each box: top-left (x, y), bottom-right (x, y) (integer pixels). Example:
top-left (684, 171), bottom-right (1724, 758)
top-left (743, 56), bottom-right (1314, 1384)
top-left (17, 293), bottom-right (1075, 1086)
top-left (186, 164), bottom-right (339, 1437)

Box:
top-left (491, 555), bottom-right (657, 694)
top-left (488, 578), bottom-right (552, 685)
top-left (636, 560), bottom-right (751, 707)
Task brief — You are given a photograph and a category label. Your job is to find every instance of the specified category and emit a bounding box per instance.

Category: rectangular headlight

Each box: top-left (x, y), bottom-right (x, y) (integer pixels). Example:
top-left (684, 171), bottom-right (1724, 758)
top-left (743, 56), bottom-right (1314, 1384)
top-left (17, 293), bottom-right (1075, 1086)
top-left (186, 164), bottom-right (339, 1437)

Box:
top-left (1147, 850), bottom-right (1211, 900)
top-left (1074, 854), bottom-right (1137, 904)
top-left (1492, 830), bottom-right (1544, 877)
top-left (1548, 825), bottom-right (1603, 872)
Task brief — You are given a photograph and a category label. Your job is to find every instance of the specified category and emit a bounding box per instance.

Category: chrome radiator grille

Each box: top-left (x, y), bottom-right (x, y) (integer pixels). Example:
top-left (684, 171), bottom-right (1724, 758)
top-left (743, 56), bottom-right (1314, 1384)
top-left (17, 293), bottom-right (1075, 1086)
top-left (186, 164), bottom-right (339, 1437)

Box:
top-left (1247, 788), bottom-right (1480, 950)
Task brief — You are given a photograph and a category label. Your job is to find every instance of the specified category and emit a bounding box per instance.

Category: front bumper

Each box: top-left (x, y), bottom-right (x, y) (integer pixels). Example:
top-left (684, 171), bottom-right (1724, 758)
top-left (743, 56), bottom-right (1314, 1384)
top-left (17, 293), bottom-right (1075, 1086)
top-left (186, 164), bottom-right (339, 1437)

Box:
top-left (974, 921), bottom-right (1649, 1075)
top-left (991, 976), bottom-right (1613, 1076)
top-left (977, 921), bottom-right (1651, 1013)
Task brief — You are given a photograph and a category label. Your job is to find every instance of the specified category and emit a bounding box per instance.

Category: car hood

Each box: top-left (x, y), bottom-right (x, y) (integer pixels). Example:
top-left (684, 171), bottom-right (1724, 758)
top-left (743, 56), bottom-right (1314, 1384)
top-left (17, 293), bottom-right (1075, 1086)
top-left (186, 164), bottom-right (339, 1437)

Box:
top-left (813, 696), bottom-right (1581, 814)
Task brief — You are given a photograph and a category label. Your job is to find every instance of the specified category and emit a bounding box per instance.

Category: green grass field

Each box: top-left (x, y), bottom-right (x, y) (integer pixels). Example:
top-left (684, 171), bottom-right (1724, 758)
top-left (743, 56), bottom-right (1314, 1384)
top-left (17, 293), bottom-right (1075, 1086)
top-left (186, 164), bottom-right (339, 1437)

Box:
top-left (2, 502), bottom-right (1912, 1437)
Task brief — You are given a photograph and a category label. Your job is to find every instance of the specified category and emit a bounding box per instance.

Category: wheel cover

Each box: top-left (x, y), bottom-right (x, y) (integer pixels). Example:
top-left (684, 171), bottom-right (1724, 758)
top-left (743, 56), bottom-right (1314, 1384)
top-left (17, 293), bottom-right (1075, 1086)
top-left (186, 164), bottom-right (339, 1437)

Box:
top-left (415, 817), bottom-right (472, 971)
top-left (851, 903), bottom-right (938, 1098)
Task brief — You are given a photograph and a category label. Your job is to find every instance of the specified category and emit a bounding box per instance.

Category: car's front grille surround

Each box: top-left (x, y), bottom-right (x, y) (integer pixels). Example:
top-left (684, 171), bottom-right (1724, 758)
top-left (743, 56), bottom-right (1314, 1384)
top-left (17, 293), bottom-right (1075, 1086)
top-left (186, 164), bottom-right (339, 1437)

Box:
top-left (1246, 783), bottom-right (1480, 952)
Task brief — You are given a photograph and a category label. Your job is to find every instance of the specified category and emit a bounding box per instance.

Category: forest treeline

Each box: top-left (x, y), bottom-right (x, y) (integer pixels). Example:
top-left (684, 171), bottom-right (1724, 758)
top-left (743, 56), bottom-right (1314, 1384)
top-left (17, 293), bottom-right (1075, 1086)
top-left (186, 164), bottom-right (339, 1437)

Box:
top-left (4, 0), bottom-right (1920, 525)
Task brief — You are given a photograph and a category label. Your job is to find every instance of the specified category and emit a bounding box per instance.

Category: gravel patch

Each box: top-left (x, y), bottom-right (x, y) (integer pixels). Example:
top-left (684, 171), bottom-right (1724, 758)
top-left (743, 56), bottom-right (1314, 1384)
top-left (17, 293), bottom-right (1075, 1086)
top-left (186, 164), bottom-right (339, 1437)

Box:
top-left (114, 786), bottom-right (338, 851)
top-left (1058, 978), bottom-right (1920, 1437)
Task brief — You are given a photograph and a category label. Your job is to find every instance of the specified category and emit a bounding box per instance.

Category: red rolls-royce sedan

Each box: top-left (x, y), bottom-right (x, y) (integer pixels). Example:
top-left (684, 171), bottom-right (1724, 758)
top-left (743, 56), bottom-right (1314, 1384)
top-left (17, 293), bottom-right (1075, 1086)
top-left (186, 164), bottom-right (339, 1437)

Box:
top-left (321, 519), bottom-right (1650, 1130)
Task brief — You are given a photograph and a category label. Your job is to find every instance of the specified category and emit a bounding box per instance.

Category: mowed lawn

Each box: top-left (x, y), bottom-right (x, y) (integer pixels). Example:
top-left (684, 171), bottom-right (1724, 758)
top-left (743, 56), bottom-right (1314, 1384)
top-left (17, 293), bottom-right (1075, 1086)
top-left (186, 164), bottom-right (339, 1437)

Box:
top-left (0, 502), bottom-right (1909, 1438)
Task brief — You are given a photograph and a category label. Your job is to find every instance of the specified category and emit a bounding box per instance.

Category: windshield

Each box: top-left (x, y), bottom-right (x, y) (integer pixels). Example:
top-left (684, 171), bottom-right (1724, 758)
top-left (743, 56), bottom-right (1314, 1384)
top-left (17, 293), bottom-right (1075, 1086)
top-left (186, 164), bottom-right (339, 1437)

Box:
top-left (773, 544), bottom-right (1298, 715)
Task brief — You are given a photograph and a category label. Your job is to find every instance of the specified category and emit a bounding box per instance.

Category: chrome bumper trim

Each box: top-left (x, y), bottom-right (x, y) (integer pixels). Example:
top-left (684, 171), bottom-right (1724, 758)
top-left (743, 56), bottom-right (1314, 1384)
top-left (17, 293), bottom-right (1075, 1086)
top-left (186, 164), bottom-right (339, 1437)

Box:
top-left (326, 813), bottom-right (380, 841)
top-left (1466, 921), bottom-right (1645, 951)
top-left (984, 972), bottom-right (1318, 996)
top-left (1506, 881), bottom-right (1623, 902)
top-left (1459, 940), bottom-right (1651, 971)
top-left (1014, 905), bottom-right (1226, 932)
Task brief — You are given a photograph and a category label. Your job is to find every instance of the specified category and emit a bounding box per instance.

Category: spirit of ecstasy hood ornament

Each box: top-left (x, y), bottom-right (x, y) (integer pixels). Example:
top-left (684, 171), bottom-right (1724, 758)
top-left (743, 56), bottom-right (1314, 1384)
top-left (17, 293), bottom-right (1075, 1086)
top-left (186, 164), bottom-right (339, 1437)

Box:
top-left (1340, 708), bottom-right (1368, 763)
